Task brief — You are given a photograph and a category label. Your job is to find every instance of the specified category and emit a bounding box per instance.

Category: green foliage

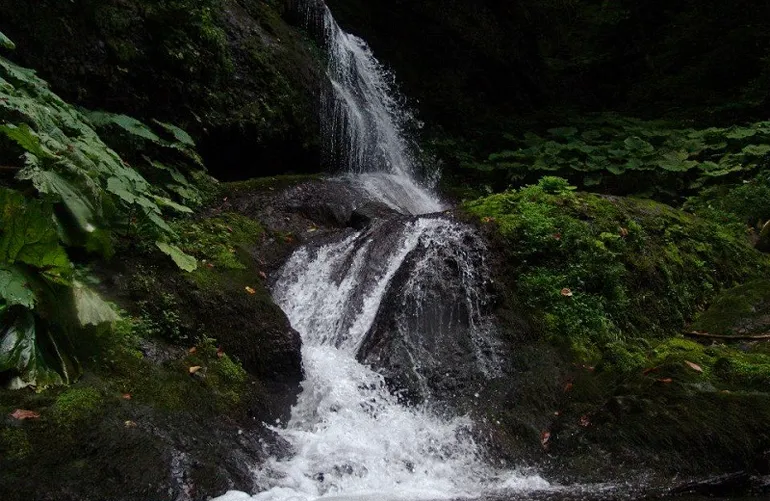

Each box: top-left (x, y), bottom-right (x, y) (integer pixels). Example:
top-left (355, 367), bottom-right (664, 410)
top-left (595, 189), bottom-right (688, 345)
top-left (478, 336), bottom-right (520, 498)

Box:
top-left (0, 30), bottom-right (14, 50)
top-left (85, 110), bottom-right (211, 211)
top-left (50, 387), bottom-right (104, 427)
top-left (685, 169), bottom-right (770, 228)
top-left (0, 48), bottom-right (205, 388)
top-left (464, 177), bottom-right (770, 360)
top-left (467, 114), bottom-right (770, 198)
top-left (155, 242), bottom-right (198, 272)
top-left (174, 213), bottom-right (264, 271)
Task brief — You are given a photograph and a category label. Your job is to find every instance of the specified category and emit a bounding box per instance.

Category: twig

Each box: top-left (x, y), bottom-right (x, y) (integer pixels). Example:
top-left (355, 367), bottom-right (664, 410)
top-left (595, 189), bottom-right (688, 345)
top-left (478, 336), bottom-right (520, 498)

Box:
top-left (684, 331), bottom-right (770, 341)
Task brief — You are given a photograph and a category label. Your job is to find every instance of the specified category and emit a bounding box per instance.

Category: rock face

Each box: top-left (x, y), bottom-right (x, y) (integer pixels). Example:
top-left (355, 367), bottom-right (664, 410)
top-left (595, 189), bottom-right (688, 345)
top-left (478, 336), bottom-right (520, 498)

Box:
top-left (0, 0), bottom-right (326, 181)
top-left (358, 215), bottom-right (507, 407)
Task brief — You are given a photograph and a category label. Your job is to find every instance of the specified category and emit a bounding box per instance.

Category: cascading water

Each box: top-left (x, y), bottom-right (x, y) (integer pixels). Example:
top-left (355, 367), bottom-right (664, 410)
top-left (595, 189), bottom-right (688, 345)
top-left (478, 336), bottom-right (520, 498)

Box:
top-left (215, 2), bottom-right (550, 499)
top-left (298, 0), bottom-right (443, 216)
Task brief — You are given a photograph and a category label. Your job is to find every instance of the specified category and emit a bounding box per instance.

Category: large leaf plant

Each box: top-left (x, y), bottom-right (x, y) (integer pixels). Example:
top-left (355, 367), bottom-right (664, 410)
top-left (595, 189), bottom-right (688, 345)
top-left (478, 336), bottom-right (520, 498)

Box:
top-left (0, 30), bottom-right (203, 388)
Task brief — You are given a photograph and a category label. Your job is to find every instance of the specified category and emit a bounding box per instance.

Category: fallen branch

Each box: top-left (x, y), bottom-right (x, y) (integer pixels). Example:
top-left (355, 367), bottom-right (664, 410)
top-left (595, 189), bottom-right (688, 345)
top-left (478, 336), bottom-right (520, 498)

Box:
top-left (684, 331), bottom-right (770, 341)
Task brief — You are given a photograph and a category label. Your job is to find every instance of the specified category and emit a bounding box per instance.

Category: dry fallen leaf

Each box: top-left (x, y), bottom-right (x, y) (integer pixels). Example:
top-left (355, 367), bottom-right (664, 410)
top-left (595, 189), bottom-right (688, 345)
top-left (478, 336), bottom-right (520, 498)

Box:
top-left (563, 382), bottom-right (574, 392)
top-left (245, 286), bottom-right (256, 295)
top-left (656, 378), bottom-right (673, 384)
top-left (188, 366), bottom-right (203, 374)
top-left (642, 366), bottom-right (659, 375)
top-left (561, 288), bottom-right (573, 297)
top-left (579, 415), bottom-right (591, 427)
top-left (188, 347), bottom-right (197, 354)
top-left (122, 394), bottom-right (132, 400)
top-left (259, 271), bottom-right (267, 279)
top-left (684, 360), bottom-right (703, 373)
top-left (10, 409), bottom-right (40, 420)
top-left (619, 227), bottom-right (629, 237)
top-left (540, 430), bottom-right (551, 448)
top-left (124, 420), bottom-right (138, 428)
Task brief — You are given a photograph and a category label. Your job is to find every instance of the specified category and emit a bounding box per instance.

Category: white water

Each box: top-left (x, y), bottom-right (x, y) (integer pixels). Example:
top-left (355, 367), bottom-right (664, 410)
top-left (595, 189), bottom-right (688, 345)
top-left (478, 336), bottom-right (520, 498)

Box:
top-left (214, 2), bottom-right (550, 500)
top-left (300, 0), bottom-right (443, 215)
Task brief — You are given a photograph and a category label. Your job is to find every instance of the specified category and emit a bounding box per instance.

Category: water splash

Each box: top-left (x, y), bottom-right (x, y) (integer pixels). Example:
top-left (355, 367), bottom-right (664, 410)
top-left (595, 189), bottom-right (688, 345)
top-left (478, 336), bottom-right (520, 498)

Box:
top-left (238, 217), bottom-right (548, 501)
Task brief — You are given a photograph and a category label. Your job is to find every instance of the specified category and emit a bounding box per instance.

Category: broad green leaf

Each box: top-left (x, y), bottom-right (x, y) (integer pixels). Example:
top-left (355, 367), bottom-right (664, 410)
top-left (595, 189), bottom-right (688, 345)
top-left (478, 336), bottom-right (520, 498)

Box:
top-left (0, 30), bottom-right (15, 50)
top-left (87, 111), bottom-right (162, 143)
top-left (623, 136), bottom-right (654, 154)
top-left (0, 188), bottom-right (71, 282)
top-left (742, 144), bottom-right (770, 156)
top-left (0, 124), bottom-right (55, 159)
top-left (153, 120), bottom-right (195, 147)
top-left (20, 169), bottom-right (98, 233)
top-left (72, 280), bottom-right (118, 326)
top-left (156, 242), bottom-right (197, 272)
top-left (0, 265), bottom-right (35, 308)
top-left (152, 195), bottom-right (193, 214)
top-left (0, 310), bottom-right (64, 389)
top-left (106, 176), bottom-right (138, 205)
top-left (725, 128), bottom-right (757, 140)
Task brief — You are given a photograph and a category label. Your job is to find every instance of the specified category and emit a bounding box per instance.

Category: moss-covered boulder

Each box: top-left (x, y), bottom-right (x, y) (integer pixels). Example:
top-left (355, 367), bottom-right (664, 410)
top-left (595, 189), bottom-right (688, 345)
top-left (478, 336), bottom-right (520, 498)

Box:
top-left (464, 176), bottom-right (770, 360)
top-left (691, 279), bottom-right (770, 337)
top-left (462, 177), bottom-right (770, 478)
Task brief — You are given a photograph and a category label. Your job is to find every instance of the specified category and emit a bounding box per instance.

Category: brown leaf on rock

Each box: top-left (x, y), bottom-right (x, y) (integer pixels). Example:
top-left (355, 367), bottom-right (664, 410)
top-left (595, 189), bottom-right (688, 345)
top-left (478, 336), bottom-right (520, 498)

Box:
top-left (685, 360), bottom-right (703, 373)
top-left (10, 409), bottom-right (40, 420)
top-left (540, 430), bottom-right (551, 449)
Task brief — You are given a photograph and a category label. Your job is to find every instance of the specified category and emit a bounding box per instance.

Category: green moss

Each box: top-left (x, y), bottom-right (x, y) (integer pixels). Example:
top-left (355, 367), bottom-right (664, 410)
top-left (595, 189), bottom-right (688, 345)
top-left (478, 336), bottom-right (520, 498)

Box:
top-left (464, 177), bottom-right (770, 361)
top-left (0, 428), bottom-right (31, 460)
top-left (691, 279), bottom-right (770, 335)
top-left (174, 213), bottom-right (264, 271)
top-left (222, 174), bottom-right (323, 198)
top-left (51, 388), bottom-right (104, 427)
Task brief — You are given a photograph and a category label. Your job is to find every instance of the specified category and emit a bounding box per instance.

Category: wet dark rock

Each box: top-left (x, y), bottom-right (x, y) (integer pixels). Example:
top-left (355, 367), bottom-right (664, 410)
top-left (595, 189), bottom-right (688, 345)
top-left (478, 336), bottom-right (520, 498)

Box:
top-left (357, 214), bottom-right (509, 409)
top-left (669, 471), bottom-right (753, 497)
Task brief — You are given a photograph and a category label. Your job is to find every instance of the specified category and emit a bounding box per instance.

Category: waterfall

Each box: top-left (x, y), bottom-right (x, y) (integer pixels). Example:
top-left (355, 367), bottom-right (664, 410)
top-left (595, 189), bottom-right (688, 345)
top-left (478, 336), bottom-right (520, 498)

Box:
top-left (298, 0), bottom-right (444, 216)
top-left (214, 2), bottom-right (550, 499)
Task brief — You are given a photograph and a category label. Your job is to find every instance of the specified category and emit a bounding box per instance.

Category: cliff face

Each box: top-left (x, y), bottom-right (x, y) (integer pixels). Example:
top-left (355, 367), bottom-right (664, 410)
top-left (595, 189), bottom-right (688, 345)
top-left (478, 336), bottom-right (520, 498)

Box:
top-left (0, 0), bottom-right (326, 180)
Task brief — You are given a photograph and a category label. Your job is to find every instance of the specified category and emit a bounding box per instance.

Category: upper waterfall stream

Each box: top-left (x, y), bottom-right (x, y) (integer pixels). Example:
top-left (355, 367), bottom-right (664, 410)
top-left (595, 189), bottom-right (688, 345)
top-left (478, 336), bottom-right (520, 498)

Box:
top-left (215, 1), bottom-right (550, 499)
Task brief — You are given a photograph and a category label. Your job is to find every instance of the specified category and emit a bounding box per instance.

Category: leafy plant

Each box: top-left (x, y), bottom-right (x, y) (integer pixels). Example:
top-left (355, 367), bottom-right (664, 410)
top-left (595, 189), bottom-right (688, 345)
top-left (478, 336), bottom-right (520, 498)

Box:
top-left (0, 35), bottom-right (204, 387)
top-left (466, 114), bottom-right (770, 198)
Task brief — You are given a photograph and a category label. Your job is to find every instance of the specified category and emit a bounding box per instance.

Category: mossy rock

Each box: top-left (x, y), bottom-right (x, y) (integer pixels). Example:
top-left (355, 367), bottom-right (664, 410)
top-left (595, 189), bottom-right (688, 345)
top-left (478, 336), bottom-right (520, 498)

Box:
top-left (463, 177), bottom-right (770, 361)
top-left (691, 279), bottom-right (770, 336)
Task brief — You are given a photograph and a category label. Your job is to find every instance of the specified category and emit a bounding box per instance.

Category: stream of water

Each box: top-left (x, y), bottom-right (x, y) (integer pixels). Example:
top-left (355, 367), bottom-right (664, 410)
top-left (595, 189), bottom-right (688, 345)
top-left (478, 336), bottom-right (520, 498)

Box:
top-left (215, 2), bottom-right (553, 499)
